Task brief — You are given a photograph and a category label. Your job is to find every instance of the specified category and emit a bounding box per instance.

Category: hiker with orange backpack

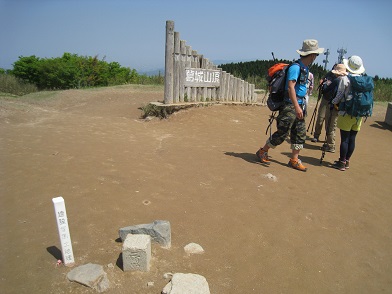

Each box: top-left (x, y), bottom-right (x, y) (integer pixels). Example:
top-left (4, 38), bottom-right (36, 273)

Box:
top-left (256, 39), bottom-right (324, 172)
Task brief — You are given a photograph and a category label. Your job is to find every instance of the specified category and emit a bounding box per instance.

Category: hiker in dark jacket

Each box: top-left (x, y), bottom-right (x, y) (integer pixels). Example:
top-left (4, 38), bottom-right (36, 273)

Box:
top-left (256, 39), bottom-right (324, 172)
top-left (312, 64), bottom-right (348, 153)
top-left (331, 55), bottom-right (366, 171)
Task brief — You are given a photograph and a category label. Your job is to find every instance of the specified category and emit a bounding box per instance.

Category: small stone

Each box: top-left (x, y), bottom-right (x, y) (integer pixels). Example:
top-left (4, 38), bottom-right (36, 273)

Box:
top-left (163, 272), bottom-right (173, 279)
top-left (184, 243), bottom-right (205, 255)
top-left (263, 173), bottom-right (277, 182)
top-left (147, 281), bottom-right (154, 287)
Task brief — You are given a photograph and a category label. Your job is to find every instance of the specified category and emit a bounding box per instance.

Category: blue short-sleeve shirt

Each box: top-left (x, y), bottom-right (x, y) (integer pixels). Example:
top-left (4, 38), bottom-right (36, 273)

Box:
top-left (285, 60), bottom-right (309, 104)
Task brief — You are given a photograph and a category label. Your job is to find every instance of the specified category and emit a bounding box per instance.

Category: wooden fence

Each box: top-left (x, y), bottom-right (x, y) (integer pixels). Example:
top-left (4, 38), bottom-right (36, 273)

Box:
top-left (164, 20), bottom-right (257, 105)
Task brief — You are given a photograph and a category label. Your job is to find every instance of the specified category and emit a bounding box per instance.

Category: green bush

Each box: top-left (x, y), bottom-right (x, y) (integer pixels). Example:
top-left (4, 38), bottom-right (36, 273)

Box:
top-left (10, 53), bottom-right (135, 90)
top-left (374, 79), bottom-right (392, 102)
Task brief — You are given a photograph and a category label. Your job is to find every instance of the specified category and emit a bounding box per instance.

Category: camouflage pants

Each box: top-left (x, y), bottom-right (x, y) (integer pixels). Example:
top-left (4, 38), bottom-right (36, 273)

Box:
top-left (267, 104), bottom-right (306, 150)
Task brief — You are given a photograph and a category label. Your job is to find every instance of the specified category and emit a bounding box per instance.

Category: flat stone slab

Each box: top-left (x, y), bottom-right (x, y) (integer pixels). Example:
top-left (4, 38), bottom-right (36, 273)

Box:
top-left (162, 273), bottom-right (210, 294)
top-left (67, 263), bottom-right (110, 292)
top-left (119, 220), bottom-right (171, 248)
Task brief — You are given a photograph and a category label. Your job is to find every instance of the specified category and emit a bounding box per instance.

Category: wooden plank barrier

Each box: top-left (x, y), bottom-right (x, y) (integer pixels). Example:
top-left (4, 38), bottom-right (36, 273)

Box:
top-left (164, 20), bottom-right (257, 105)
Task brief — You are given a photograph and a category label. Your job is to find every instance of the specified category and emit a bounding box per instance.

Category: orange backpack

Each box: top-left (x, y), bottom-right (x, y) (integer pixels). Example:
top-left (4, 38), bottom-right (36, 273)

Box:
top-left (266, 63), bottom-right (291, 111)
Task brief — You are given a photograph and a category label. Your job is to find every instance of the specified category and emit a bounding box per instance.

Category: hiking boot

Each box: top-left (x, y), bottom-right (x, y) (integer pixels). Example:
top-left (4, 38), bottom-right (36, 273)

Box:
top-left (288, 158), bottom-right (307, 172)
top-left (256, 148), bottom-right (270, 165)
top-left (345, 160), bottom-right (350, 169)
top-left (333, 160), bottom-right (346, 171)
top-left (311, 137), bottom-right (319, 143)
top-left (322, 143), bottom-right (335, 153)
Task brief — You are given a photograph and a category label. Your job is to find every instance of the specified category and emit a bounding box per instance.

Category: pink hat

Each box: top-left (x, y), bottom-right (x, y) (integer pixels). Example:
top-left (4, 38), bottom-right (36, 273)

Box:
top-left (331, 64), bottom-right (348, 76)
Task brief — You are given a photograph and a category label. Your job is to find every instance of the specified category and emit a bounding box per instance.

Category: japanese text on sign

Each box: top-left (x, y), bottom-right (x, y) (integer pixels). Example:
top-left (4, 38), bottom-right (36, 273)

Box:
top-left (184, 68), bottom-right (221, 87)
top-left (52, 196), bottom-right (75, 266)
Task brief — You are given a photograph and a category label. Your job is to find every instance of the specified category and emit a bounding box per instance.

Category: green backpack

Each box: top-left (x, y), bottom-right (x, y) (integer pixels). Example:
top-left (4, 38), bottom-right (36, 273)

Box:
top-left (339, 75), bottom-right (374, 119)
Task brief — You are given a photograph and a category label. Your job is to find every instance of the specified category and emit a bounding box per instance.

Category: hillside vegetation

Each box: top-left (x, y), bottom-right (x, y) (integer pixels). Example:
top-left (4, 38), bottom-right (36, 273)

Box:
top-left (1, 54), bottom-right (391, 101)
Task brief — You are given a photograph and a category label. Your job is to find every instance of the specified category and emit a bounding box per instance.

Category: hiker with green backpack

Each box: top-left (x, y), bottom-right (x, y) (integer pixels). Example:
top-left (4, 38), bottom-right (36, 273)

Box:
top-left (331, 55), bottom-right (374, 171)
top-left (256, 39), bottom-right (324, 172)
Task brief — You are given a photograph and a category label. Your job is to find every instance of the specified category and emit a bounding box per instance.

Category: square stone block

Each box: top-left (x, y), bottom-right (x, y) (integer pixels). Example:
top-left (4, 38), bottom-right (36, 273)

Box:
top-left (122, 234), bottom-right (151, 272)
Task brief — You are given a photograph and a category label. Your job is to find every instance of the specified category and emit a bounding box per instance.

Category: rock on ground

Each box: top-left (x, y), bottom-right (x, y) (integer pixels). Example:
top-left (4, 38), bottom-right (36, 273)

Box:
top-left (184, 242), bottom-right (205, 255)
top-left (119, 220), bottom-right (171, 248)
top-left (67, 263), bottom-right (110, 292)
top-left (162, 273), bottom-right (210, 294)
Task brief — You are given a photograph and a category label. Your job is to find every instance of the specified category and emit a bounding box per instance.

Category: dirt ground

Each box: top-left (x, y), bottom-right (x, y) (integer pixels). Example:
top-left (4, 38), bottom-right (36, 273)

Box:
top-left (1, 84), bottom-right (391, 294)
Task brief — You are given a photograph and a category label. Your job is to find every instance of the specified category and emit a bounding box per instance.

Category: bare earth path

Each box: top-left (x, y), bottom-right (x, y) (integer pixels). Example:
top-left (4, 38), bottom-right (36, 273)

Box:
top-left (1, 85), bottom-right (391, 293)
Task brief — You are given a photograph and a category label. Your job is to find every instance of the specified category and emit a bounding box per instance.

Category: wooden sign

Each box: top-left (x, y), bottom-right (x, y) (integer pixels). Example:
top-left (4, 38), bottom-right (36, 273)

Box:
top-left (184, 68), bottom-right (221, 87)
top-left (52, 196), bottom-right (75, 266)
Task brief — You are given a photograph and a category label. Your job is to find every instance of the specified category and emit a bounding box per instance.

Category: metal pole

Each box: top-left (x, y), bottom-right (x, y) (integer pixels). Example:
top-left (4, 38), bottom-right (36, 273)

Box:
top-left (323, 49), bottom-right (330, 70)
top-left (337, 47), bottom-right (347, 64)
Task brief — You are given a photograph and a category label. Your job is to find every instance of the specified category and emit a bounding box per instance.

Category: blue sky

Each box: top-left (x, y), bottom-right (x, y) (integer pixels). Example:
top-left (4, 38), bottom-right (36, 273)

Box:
top-left (1, 0), bottom-right (391, 78)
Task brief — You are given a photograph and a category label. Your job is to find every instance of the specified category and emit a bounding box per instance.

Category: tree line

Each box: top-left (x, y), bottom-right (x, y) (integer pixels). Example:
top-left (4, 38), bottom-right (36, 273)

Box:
top-left (218, 59), bottom-right (333, 98)
top-left (218, 59), bottom-right (391, 101)
top-left (218, 59), bottom-right (327, 89)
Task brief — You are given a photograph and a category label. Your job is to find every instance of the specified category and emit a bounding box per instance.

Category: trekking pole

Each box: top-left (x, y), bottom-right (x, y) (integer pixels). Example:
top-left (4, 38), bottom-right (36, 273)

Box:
top-left (261, 87), bottom-right (268, 105)
top-left (265, 111), bottom-right (276, 140)
top-left (271, 52), bottom-right (276, 62)
top-left (263, 52), bottom-right (276, 105)
top-left (307, 85), bottom-right (322, 134)
top-left (320, 105), bottom-right (334, 164)
top-left (310, 103), bottom-right (318, 135)
top-left (307, 104), bottom-right (318, 133)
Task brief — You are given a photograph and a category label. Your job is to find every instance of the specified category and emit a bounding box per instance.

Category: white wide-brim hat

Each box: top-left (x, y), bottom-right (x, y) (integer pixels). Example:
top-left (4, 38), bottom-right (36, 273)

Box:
top-left (343, 55), bottom-right (365, 74)
top-left (296, 39), bottom-right (324, 56)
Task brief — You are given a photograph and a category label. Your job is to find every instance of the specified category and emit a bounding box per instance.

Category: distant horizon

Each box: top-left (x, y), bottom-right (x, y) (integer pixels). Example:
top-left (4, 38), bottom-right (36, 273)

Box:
top-left (4, 56), bottom-right (389, 79)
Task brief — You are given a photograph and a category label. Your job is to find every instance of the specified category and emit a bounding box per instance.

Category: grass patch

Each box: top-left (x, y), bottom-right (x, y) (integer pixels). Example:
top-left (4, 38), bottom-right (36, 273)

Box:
top-left (138, 103), bottom-right (192, 119)
top-left (0, 74), bottom-right (38, 96)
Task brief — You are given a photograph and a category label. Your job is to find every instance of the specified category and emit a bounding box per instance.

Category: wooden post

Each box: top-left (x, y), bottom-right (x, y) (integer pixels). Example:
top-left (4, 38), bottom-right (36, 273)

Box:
top-left (233, 77), bottom-right (238, 101)
top-left (186, 46), bottom-right (193, 101)
top-left (179, 40), bottom-right (186, 102)
top-left (173, 32), bottom-right (180, 103)
top-left (52, 196), bottom-right (75, 267)
top-left (227, 74), bottom-right (232, 101)
top-left (244, 82), bottom-right (249, 102)
top-left (240, 80), bottom-right (245, 102)
top-left (250, 84), bottom-right (256, 102)
top-left (219, 71), bottom-right (226, 100)
top-left (225, 72), bottom-right (230, 101)
top-left (191, 50), bottom-right (198, 68)
top-left (164, 20), bottom-right (174, 104)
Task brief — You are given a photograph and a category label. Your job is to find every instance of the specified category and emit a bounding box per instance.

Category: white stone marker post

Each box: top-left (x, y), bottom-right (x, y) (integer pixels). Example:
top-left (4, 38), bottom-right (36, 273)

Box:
top-left (52, 196), bottom-right (75, 267)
